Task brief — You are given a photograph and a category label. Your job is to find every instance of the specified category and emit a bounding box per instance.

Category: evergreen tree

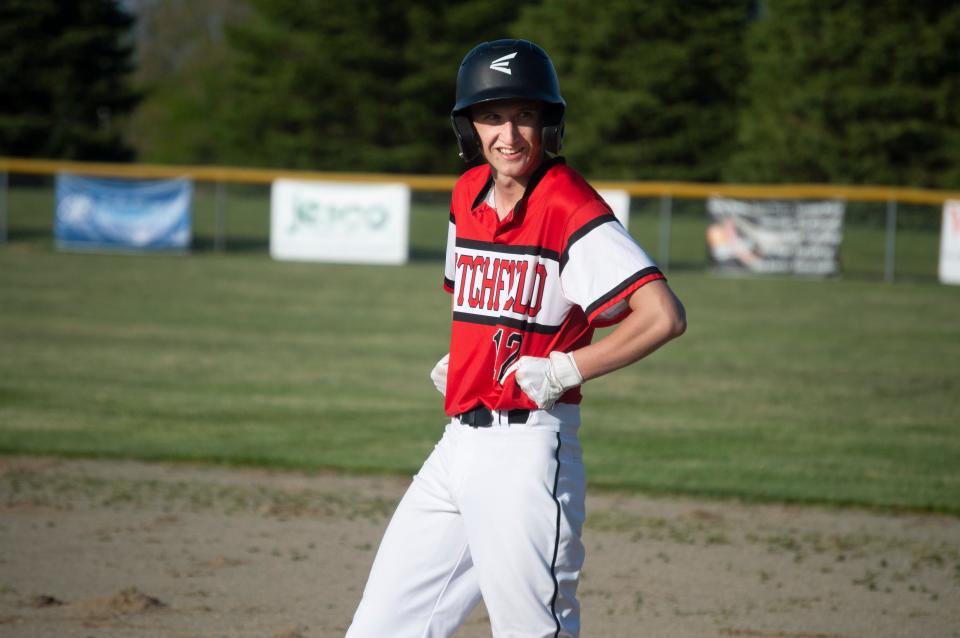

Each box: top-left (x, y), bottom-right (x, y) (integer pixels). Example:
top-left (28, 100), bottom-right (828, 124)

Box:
top-left (727, 0), bottom-right (960, 188)
top-left (0, 0), bottom-right (140, 160)
top-left (219, 0), bottom-right (404, 170)
top-left (390, 0), bottom-right (526, 174)
top-left (511, 0), bottom-right (754, 181)
top-left (125, 0), bottom-right (250, 164)
top-left (218, 0), bottom-right (525, 173)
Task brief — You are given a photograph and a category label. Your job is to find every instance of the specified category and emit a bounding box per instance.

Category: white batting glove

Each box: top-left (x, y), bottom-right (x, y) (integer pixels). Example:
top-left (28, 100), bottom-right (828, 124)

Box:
top-left (505, 351), bottom-right (583, 410)
top-left (430, 353), bottom-right (450, 396)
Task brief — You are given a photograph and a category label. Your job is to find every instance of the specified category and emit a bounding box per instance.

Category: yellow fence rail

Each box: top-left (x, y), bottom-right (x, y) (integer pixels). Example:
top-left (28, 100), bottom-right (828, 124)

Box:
top-left (3, 156), bottom-right (959, 204)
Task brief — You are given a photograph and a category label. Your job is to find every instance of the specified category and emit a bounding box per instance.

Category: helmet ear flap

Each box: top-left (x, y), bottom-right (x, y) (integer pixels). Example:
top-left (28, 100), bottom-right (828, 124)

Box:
top-left (542, 123), bottom-right (564, 155)
top-left (541, 102), bottom-right (564, 154)
top-left (451, 113), bottom-right (482, 162)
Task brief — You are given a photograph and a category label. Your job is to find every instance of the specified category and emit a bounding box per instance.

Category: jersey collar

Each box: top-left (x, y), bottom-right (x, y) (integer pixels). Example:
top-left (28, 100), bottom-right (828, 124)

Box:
top-left (470, 156), bottom-right (566, 213)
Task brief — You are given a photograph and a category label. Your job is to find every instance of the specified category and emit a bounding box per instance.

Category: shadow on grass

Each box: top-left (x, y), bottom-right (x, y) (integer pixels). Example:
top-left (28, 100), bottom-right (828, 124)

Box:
top-left (6, 229), bottom-right (51, 242)
top-left (409, 247), bottom-right (445, 262)
top-left (662, 260), bottom-right (708, 273)
top-left (190, 236), bottom-right (269, 253)
top-left (840, 268), bottom-right (939, 285)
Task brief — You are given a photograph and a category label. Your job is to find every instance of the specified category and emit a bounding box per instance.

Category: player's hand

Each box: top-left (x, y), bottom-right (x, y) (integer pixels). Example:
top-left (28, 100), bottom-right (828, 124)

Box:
top-left (505, 351), bottom-right (583, 410)
top-left (430, 353), bottom-right (450, 396)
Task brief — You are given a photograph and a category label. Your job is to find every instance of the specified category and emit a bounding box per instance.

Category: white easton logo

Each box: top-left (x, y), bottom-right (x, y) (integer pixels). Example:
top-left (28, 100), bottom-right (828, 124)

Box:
top-left (489, 52), bottom-right (518, 75)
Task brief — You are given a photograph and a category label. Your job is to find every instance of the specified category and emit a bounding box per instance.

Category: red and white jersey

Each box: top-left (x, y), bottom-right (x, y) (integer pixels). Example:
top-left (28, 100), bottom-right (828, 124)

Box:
top-left (442, 157), bottom-right (664, 416)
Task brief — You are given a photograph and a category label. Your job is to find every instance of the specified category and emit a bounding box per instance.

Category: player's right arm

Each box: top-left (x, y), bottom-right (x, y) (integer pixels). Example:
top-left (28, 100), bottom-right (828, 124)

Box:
top-left (572, 279), bottom-right (686, 381)
top-left (510, 199), bottom-right (686, 409)
top-left (509, 282), bottom-right (685, 409)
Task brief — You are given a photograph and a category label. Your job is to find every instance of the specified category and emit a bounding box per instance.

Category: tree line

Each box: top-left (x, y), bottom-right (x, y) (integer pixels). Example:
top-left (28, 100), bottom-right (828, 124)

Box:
top-left (2, 0), bottom-right (958, 188)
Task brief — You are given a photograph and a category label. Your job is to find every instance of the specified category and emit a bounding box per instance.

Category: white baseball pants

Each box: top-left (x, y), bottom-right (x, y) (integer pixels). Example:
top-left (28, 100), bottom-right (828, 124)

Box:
top-left (345, 405), bottom-right (586, 638)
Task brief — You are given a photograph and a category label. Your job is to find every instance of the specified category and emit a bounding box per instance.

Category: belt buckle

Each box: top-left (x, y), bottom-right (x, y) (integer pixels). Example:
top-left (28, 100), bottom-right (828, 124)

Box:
top-left (462, 406), bottom-right (493, 427)
top-left (508, 409), bottom-right (530, 424)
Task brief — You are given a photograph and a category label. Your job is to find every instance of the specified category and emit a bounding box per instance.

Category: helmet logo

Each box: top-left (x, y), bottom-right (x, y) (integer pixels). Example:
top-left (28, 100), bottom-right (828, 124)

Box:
top-left (489, 52), bottom-right (518, 75)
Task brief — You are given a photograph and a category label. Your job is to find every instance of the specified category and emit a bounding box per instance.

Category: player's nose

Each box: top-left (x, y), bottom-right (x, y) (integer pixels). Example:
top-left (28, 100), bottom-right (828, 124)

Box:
top-left (499, 119), bottom-right (521, 144)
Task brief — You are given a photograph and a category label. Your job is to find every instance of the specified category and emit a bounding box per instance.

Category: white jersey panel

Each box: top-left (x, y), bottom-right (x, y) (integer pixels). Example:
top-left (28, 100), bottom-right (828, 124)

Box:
top-left (451, 243), bottom-right (572, 330)
top-left (444, 217), bottom-right (457, 288)
top-left (560, 220), bottom-right (658, 312)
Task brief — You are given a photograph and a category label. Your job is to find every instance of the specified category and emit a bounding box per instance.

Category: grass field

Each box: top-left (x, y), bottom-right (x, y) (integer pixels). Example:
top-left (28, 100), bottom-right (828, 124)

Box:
top-left (2, 183), bottom-right (958, 514)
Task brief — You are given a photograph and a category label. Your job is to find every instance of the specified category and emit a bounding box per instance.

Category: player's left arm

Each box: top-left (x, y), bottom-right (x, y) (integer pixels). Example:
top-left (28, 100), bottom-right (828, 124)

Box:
top-left (572, 279), bottom-right (686, 381)
top-left (509, 279), bottom-right (685, 409)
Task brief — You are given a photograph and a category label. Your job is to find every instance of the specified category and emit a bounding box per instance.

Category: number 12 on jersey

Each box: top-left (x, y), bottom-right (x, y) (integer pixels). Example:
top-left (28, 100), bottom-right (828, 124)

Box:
top-left (492, 329), bottom-right (523, 384)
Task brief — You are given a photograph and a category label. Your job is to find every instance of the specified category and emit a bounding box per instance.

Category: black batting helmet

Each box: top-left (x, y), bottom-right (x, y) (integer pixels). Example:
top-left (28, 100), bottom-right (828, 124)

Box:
top-left (451, 39), bottom-right (566, 162)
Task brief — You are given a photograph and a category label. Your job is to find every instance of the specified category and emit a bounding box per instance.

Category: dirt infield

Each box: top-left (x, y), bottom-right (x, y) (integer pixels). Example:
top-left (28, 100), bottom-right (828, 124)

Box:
top-left (1, 456), bottom-right (957, 638)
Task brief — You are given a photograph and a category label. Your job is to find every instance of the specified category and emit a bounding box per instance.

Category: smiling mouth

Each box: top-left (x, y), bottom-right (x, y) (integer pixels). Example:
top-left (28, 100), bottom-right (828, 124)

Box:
top-left (496, 147), bottom-right (525, 160)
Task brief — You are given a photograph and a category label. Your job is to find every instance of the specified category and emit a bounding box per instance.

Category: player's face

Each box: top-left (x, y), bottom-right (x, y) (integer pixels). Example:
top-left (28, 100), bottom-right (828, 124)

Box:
top-left (470, 100), bottom-right (544, 184)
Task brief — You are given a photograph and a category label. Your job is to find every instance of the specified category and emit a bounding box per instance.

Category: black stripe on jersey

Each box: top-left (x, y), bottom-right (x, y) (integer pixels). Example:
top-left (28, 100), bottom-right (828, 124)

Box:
top-left (584, 266), bottom-right (663, 318)
top-left (471, 176), bottom-right (494, 210)
top-left (469, 157), bottom-right (565, 212)
top-left (523, 156), bottom-right (565, 201)
top-left (455, 237), bottom-right (560, 262)
top-left (559, 213), bottom-right (619, 273)
top-left (452, 311), bottom-right (561, 334)
top-left (449, 211), bottom-right (455, 224)
top-left (549, 432), bottom-right (563, 638)
top-left (443, 276), bottom-right (454, 291)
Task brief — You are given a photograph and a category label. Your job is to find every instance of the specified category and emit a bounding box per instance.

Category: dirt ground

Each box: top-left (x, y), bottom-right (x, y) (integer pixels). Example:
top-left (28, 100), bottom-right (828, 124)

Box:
top-left (1, 456), bottom-right (957, 638)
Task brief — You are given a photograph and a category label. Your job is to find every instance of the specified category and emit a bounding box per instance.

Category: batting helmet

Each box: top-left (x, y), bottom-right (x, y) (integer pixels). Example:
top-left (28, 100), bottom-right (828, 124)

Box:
top-left (451, 39), bottom-right (566, 162)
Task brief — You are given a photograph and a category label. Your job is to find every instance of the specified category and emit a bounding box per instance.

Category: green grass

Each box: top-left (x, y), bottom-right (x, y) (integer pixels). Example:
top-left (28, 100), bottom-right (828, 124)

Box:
top-left (2, 184), bottom-right (959, 513)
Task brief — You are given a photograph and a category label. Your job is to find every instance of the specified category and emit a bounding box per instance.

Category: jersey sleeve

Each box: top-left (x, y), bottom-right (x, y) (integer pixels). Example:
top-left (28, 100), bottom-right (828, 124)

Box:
top-left (559, 212), bottom-right (664, 327)
top-left (443, 210), bottom-right (456, 294)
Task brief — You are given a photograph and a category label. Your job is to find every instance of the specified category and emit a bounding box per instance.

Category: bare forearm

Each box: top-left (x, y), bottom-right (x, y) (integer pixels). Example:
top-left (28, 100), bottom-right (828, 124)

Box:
top-left (572, 281), bottom-right (686, 381)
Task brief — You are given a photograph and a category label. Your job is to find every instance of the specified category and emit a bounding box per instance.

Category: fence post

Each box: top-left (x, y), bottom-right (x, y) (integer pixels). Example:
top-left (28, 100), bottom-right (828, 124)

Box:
top-left (884, 199), bottom-right (897, 283)
top-left (214, 180), bottom-right (227, 252)
top-left (0, 171), bottom-right (7, 244)
top-left (659, 193), bottom-right (672, 273)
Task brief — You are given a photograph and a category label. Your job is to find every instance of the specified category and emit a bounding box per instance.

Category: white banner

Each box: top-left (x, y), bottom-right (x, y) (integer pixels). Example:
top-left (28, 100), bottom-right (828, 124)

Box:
top-left (939, 200), bottom-right (960, 285)
top-left (597, 189), bottom-right (630, 230)
top-left (270, 179), bottom-right (409, 265)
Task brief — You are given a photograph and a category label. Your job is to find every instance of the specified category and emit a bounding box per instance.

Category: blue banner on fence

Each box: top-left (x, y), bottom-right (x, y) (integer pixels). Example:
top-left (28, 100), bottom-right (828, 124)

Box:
top-left (54, 173), bottom-right (192, 252)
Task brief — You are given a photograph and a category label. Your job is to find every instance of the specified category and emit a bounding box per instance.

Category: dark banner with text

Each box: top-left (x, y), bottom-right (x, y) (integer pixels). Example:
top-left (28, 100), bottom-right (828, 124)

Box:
top-left (706, 197), bottom-right (844, 276)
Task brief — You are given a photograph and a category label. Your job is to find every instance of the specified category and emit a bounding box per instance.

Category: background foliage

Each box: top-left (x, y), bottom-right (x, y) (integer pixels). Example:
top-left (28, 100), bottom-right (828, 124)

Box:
top-left (0, 0), bottom-right (139, 160)
top-left (726, 0), bottom-right (960, 188)
top-left (3, 0), bottom-right (960, 188)
top-left (512, 0), bottom-right (753, 181)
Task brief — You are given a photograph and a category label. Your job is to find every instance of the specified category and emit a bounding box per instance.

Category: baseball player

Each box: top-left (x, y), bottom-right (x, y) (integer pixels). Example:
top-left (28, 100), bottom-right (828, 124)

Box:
top-left (346, 39), bottom-right (686, 638)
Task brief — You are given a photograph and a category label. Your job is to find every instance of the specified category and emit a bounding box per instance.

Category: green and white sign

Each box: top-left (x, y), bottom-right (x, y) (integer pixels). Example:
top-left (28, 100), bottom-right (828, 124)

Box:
top-left (270, 179), bottom-right (410, 265)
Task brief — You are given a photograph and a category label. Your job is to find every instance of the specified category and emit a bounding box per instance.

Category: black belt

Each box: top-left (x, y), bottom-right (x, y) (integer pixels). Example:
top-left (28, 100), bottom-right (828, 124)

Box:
top-left (457, 406), bottom-right (530, 427)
